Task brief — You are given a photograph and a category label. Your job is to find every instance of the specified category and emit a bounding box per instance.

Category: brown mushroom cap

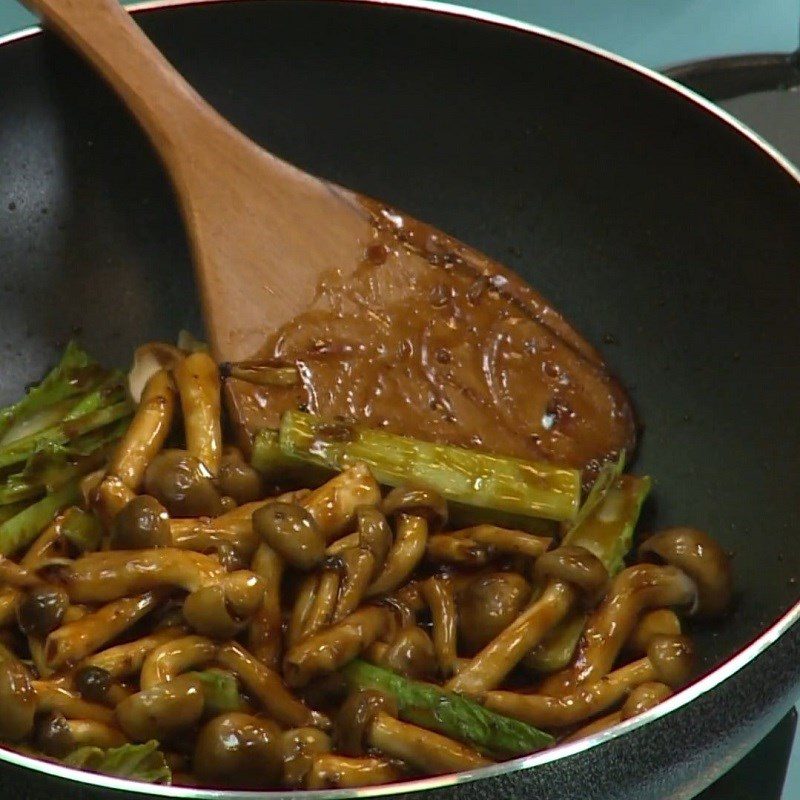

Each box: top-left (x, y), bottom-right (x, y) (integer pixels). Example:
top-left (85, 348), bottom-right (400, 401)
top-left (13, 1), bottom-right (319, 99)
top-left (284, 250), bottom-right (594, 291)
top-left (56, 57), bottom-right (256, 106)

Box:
top-left (0, 652), bottom-right (36, 741)
top-left (16, 585), bottom-right (69, 638)
top-left (253, 503), bottom-right (325, 571)
top-left (534, 545), bottom-right (608, 605)
top-left (647, 634), bottom-right (694, 688)
top-left (116, 674), bottom-right (204, 741)
top-left (638, 527), bottom-right (733, 619)
top-left (34, 711), bottom-right (73, 757)
top-left (379, 626), bottom-right (437, 680)
top-left (382, 486), bottom-right (448, 531)
top-left (183, 571), bottom-right (264, 638)
top-left (335, 690), bottom-right (397, 756)
top-left (193, 712), bottom-right (282, 786)
top-left (457, 572), bottom-right (531, 654)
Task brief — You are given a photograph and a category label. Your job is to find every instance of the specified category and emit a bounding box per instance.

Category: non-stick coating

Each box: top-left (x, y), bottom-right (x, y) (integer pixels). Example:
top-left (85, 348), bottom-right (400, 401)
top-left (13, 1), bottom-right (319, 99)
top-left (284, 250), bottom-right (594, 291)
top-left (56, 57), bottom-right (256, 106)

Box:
top-left (0, 1), bottom-right (799, 797)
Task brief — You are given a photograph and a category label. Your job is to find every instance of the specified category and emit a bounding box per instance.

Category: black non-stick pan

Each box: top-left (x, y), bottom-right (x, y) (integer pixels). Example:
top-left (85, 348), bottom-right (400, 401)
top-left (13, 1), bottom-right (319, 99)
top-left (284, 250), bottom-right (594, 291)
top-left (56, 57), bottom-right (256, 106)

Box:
top-left (0, 2), bottom-right (799, 798)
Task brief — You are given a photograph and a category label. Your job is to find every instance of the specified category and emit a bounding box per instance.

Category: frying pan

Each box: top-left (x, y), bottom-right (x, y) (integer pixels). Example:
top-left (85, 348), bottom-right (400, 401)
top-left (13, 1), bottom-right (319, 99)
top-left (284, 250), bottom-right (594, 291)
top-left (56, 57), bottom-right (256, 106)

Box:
top-left (1, 1), bottom-right (799, 798)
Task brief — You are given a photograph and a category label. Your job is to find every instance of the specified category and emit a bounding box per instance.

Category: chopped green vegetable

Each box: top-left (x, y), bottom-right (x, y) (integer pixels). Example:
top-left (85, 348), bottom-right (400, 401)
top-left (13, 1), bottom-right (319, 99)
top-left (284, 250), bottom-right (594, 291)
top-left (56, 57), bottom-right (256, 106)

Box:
top-left (0, 479), bottom-right (80, 556)
top-left (562, 472), bottom-right (651, 575)
top-left (251, 428), bottom-right (334, 486)
top-left (0, 400), bottom-right (133, 471)
top-left (187, 668), bottom-right (243, 715)
top-left (63, 740), bottom-right (171, 784)
top-left (61, 507), bottom-right (103, 553)
top-left (0, 342), bottom-right (105, 444)
top-left (341, 659), bottom-right (553, 758)
top-left (63, 372), bottom-right (126, 421)
top-left (279, 411), bottom-right (580, 523)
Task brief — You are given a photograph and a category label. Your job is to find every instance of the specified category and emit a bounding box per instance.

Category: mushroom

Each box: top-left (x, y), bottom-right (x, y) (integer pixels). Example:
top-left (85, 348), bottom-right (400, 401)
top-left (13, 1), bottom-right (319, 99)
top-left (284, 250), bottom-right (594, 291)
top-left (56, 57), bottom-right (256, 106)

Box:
top-left (421, 576), bottom-right (458, 677)
top-left (305, 754), bottom-right (403, 789)
top-left (283, 606), bottom-right (394, 688)
top-left (253, 502), bottom-right (325, 572)
top-left (355, 506), bottom-right (393, 571)
top-left (333, 547), bottom-right (376, 623)
top-left (448, 546), bottom-right (607, 695)
top-left (33, 681), bottom-right (116, 726)
top-left (34, 712), bottom-right (126, 756)
top-left (110, 496), bottom-right (171, 550)
top-left (366, 515), bottom-right (428, 597)
top-left (280, 727), bottom-right (332, 788)
top-left (625, 609), bottom-right (682, 657)
top-left (92, 476), bottom-right (137, 527)
top-left (381, 486), bottom-right (448, 531)
top-left (564, 681), bottom-right (673, 742)
top-left (216, 447), bottom-right (264, 505)
top-left (427, 526), bottom-right (551, 567)
top-left (79, 626), bottom-right (187, 679)
top-left (107, 368), bottom-right (176, 491)
top-left (140, 635), bottom-right (218, 689)
top-left (44, 591), bottom-right (162, 670)
top-left (366, 625), bottom-right (438, 680)
top-left (182, 571), bottom-right (264, 638)
top-left (336, 689), bottom-right (397, 756)
top-left (193, 711), bottom-right (282, 787)
top-left (0, 645), bottom-right (36, 741)
top-left (457, 572), bottom-right (531, 655)
top-left (173, 351), bottom-right (223, 477)
top-left (115, 673), bottom-right (204, 742)
top-left (216, 640), bottom-right (330, 730)
top-left (247, 542), bottom-right (284, 670)
top-left (62, 548), bottom-right (226, 603)
top-left (638, 527), bottom-right (733, 619)
top-left (0, 557), bottom-right (40, 589)
top-left (144, 449), bottom-right (225, 518)
top-left (169, 499), bottom-right (263, 561)
top-left (302, 465), bottom-right (381, 542)
top-left (537, 562), bottom-right (697, 696)
top-left (16, 585), bottom-right (69, 638)
top-left (482, 634), bottom-right (693, 727)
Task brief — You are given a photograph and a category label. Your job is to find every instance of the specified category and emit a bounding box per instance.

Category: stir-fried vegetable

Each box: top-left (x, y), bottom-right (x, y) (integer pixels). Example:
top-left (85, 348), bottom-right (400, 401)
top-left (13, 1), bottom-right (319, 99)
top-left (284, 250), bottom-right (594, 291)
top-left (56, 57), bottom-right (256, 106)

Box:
top-left (62, 740), bottom-right (171, 784)
top-left (187, 669), bottom-right (243, 715)
top-left (277, 411), bottom-right (581, 523)
top-left (341, 660), bottom-right (553, 758)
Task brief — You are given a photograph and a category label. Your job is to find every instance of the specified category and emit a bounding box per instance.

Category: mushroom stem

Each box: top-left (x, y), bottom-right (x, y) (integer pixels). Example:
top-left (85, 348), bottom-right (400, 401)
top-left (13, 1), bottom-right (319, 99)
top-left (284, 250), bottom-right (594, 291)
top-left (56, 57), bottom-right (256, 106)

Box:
top-left (483, 635), bottom-right (692, 727)
top-left (333, 547), bottom-right (376, 623)
top-left (538, 564), bottom-right (695, 696)
top-left (182, 570), bottom-right (264, 638)
top-left (33, 682), bottom-right (116, 725)
top-left (367, 515), bottom-right (428, 597)
top-left (247, 543), bottom-right (284, 669)
top-left (283, 606), bottom-right (393, 687)
top-left (421, 577), bottom-right (458, 677)
top-left (79, 626), bottom-right (187, 679)
top-left (107, 369), bottom-right (176, 491)
top-left (368, 711), bottom-right (490, 774)
top-left (45, 591), bottom-right (162, 670)
top-left (64, 719), bottom-right (128, 749)
top-left (446, 580), bottom-right (577, 695)
top-left (301, 465), bottom-right (381, 542)
top-left (0, 557), bottom-right (39, 588)
top-left (305, 754), bottom-right (402, 789)
top-left (92, 476), bottom-right (136, 526)
top-left (300, 567), bottom-right (340, 640)
top-left (217, 641), bottom-right (330, 730)
top-left (428, 526), bottom-right (551, 565)
top-left (63, 548), bottom-right (225, 603)
top-left (0, 587), bottom-right (20, 626)
top-left (174, 352), bottom-right (222, 476)
top-left (140, 635), bottom-right (218, 690)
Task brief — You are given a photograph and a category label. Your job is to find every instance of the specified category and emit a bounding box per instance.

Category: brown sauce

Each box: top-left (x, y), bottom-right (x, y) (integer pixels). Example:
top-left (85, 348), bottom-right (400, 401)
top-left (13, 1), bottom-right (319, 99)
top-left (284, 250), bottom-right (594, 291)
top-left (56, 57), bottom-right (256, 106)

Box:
top-left (226, 201), bottom-right (636, 476)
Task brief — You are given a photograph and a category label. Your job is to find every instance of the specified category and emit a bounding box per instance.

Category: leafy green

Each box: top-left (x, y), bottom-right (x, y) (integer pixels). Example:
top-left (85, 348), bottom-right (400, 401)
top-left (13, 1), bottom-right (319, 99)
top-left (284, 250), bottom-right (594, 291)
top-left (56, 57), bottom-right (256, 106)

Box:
top-left (63, 740), bottom-right (171, 784)
top-left (61, 507), bottom-right (103, 553)
top-left (0, 480), bottom-right (81, 556)
top-left (342, 660), bottom-right (553, 758)
top-left (187, 669), bottom-right (243, 715)
top-left (0, 342), bottom-right (104, 444)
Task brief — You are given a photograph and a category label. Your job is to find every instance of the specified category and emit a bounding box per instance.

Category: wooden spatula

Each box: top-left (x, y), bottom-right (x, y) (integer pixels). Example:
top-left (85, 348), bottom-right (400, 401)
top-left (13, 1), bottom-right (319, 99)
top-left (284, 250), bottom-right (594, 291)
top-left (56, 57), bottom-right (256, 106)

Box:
top-left (26, 0), bottom-right (376, 362)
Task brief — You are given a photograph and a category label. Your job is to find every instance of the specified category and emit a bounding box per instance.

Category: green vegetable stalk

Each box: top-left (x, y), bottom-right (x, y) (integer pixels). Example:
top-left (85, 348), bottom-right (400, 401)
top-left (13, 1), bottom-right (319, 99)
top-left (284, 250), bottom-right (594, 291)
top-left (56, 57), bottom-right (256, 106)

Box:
top-left (251, 428), bottom-right (333, 487)
top-left (341, 659), bottom-right (553, 758)
top-left (62, 740), bottom-right (171, 784)
top-left (278, 411), bottom-right (580, 523)
top-left (527, 459), bottom-right (650, 674)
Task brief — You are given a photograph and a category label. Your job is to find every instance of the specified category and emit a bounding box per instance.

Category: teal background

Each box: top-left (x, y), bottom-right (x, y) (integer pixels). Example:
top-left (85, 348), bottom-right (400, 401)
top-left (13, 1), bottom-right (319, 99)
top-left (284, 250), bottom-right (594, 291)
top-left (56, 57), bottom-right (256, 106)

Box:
top-left (1, 0), bottom-right (799, 68)
top-left (0, 0), bottom-right (799, 796)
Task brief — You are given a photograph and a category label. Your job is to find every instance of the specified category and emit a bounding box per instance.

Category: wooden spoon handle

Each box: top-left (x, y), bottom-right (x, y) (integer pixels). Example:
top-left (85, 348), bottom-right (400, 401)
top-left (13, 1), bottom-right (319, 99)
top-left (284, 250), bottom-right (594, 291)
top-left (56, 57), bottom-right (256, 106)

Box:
top-left (25, 0), bottom-right (214, 156)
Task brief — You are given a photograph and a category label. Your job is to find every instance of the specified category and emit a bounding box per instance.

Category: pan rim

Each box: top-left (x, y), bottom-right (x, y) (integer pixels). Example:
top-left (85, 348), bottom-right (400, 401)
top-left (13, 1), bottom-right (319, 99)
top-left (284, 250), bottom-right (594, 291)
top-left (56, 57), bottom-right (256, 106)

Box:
top-left (0, 0), bottom-right (799, 796)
